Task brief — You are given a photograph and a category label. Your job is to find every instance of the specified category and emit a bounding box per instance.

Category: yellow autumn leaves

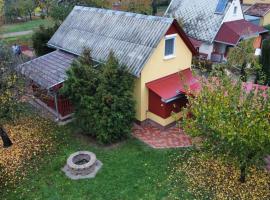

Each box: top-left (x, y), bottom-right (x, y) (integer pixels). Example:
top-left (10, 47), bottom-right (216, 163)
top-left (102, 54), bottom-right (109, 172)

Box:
top-left (169, 153), bottom-right (270, 200)
top-left (0, 116), bottom-right (57, 190)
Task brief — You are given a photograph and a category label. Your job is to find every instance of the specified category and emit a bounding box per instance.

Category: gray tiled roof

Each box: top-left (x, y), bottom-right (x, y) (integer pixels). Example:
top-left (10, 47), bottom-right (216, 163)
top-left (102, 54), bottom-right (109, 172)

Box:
top-left (48, 6), bottom-right (174, 77)
top-left (165, 0), bottom-right (231, 42)
top-left (19, 50), bottom-right (76, 89)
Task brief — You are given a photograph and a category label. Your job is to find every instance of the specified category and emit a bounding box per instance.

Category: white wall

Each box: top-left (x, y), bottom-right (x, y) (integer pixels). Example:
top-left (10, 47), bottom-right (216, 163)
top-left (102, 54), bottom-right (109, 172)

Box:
top-left (223, 0), bottom-right (244, 23)
top-left (199, 42), bottom-right (214, 59)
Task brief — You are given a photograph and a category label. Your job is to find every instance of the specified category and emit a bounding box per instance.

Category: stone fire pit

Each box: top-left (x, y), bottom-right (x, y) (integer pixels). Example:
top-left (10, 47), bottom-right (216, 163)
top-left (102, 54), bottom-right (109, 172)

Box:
top-left (62, 151), bottom-right (102, 180)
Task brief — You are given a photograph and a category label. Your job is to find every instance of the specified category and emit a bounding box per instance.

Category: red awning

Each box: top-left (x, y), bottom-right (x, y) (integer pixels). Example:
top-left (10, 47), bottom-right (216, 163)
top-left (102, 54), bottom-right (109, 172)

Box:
top-left (146, 68), bottom-right (200, 101)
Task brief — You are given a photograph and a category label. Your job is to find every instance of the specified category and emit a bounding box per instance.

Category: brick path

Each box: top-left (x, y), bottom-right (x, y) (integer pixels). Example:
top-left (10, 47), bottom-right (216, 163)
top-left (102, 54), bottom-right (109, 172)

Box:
top-left (132, 123), bottom-right (192, 149)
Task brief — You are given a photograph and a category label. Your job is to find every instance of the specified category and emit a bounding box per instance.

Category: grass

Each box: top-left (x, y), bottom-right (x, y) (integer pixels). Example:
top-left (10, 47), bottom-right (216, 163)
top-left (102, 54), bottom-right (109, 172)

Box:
top-left (2, 34), bottom-right (33, 47)
top-left (0, 18), bottom-right (53, 34)
top-left (1, 121), bottom-right (192, 200)
top-left (2, 114), bottom-right (268, 199)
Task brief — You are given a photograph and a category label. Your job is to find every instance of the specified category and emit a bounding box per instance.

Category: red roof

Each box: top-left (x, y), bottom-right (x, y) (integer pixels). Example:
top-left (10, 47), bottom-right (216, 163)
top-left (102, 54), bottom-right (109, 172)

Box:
top-left (245, 3), bottom-right (270, 17)
top-left (146, 68), bottom-right (200, 101)
top-left (214, 19), bottom-right (268, 45)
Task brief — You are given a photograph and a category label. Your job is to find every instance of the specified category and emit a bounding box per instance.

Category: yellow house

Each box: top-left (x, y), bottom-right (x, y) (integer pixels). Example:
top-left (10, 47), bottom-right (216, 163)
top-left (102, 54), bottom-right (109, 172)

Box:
top-left (243, 0), bottom-right (270, 5)
top-left (245, 3), bottom-right (270, 26)
top-left (19, 6), bottom-right (197, 128)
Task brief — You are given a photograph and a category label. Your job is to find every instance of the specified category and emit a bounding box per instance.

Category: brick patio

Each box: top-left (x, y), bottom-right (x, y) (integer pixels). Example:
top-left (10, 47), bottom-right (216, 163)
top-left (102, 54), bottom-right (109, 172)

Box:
top-left (132, 123), bottom-right (192, 149)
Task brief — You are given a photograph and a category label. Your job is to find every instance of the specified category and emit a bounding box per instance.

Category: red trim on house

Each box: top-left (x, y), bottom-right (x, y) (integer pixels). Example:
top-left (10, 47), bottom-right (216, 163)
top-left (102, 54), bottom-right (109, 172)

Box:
top-left (165, 20), bottom-right (198, 56)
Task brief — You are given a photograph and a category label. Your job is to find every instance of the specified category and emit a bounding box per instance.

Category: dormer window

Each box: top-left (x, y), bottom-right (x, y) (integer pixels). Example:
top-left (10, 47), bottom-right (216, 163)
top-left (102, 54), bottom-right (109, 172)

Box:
top-left (164, 34), bottom-right (176, 59)
top-left (233, 6), bottom-right (237, 15)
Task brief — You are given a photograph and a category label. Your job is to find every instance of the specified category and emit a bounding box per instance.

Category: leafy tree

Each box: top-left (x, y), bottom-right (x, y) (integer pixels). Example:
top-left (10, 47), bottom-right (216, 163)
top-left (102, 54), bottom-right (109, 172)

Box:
top-left (62, 50), bottom-right (135, 144)
top-left (181, 75), bottom-right (270, 183)
top-left (224, 39), bottom-right (265, 83)
top-left (32, 23), bottom-right (59, 56)
top-left (19, 0), bottom-right (36, 20)
top-left (0, 42), bottom-right (24, 148)
top-left (38, 0), bottom-right (54, 16)
top-left (49, 0), bottom-right (108, 22)
top-left (261, 39), bottom-right (270, 85)
top-left (3, 0), bottom-right (19, 23)
top-left (49, 0), bottom-right (74, 22)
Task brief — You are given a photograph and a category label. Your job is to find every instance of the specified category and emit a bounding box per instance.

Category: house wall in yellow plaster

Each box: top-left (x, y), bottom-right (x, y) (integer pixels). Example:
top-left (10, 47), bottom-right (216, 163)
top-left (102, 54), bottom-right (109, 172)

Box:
top-left (260, 12), bottom-right (270, 26)
top-left (133, 32), bottom-right (192, 125)
top-left (243, 0), bottom-right (270, 4)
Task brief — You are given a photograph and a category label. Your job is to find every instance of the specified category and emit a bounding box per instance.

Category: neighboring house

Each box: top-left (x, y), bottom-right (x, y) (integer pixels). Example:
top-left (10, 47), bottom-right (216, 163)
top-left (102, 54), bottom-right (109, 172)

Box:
top-left (165, 0), bottom-right (268, 62)
top-left (242, 0), bottom-right (270, 5)
top-left (244, 3), bottom-right (270, 25)
top-left (19, 6), bottom-right (198, 128)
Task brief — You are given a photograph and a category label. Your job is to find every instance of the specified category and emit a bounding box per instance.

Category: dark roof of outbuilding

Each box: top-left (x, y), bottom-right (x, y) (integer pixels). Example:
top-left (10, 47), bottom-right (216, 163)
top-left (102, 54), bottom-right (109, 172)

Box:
top-left (48, 6), bottom-right (195, 77)
top-left (19, 50), bottom-right (76, 89)
top-left (214, 19), bottom-right (268, 45)
top-left (245, 3), bottom-right (270, 17)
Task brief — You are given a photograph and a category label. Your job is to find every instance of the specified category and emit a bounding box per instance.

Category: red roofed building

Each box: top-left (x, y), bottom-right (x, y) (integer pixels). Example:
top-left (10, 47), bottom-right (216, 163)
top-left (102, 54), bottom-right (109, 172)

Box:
top-left (214, 19), bottom-right (268, 45)
top-left (166, 0), bottom-right (269, 63)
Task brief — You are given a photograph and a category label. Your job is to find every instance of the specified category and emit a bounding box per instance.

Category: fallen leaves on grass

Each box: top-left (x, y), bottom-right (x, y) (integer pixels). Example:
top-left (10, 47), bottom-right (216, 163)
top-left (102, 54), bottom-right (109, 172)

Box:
top-left (0, 116), bottom-right (58, 190)
top-left (168, 153), bottom-right (270, 200)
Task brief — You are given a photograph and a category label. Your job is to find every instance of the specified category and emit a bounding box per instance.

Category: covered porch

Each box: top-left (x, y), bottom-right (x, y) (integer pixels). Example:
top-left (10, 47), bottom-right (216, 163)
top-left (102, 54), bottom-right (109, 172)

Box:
top-left (18, 50), bottom-right (76, 121)
top-left (146, 68), bottom-right (200, 127)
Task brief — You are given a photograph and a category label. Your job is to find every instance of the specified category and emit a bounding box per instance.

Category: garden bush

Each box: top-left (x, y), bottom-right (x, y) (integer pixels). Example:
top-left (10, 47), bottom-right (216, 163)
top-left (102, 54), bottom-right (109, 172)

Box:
top-left (63, 50), bottom-right (136, 144)
top-left (32, 23), bottom-right (59, 56)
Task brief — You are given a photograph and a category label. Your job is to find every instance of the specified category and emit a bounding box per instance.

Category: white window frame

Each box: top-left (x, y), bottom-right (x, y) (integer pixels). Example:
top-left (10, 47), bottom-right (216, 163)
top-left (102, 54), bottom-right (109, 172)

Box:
top-left (164, 34), bottom-right (177, 60)
top-left (233, 6), bottom-right (237, 15)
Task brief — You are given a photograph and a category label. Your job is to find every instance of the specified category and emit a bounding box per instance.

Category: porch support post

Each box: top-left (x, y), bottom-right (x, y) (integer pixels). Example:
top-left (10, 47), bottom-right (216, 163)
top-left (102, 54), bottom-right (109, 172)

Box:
top-left (54, 92), bottom-right (60, 121)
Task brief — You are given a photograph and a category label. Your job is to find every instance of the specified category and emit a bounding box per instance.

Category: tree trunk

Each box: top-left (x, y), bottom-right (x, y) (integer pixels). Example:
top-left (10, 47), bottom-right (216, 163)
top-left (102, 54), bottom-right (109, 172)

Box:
top-left (239, 165), bottom-right (246, 183)
top-left (29, 11), bottom-right (32, 21)
top-left (0, 126), bottom-right (13, 148)
top-left (152, 0), bottom-right (157, 16)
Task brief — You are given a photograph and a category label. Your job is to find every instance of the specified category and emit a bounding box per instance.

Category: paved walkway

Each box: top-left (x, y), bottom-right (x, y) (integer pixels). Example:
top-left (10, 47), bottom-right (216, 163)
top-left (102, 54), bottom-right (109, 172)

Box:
top-left (132, 123), bottom-right (192, 149)
top-left (0, 30), bottom-right (33, 38)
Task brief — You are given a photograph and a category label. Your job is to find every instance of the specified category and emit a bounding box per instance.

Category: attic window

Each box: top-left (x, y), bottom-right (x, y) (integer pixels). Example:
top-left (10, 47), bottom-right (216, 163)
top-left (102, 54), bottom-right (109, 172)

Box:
top-left (233, 6), bottom-right (237, 15)
top-left (164, 34), bottom-right (176, 59)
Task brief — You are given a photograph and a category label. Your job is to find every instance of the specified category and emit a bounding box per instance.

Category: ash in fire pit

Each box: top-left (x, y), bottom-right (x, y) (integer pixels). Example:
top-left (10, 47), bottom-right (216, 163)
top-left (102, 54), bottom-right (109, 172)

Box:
top-left (62, 151), bottom-right (102, 180)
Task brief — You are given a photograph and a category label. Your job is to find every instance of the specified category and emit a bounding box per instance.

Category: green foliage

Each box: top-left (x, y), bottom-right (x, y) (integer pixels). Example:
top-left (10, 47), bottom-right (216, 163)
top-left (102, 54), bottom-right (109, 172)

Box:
top-left (223, 39), bottom-right (265, 83)
top-left (126, 0), bottom-right (152, 15)
top-left (49, 0), bottom-right (108, 22)
top-left (18, 0), bottom-right (35, 20)
top-left (49, 1), bottom-right (73, 22)
top-left (94, 52), bottom-right (136, 143)
top-left (261, 39), bottom-right (270, 84)
top-left (0, 42), bottom-right (23, 124)
top-left (3, 0), bottom-right (36, 22)
top-left (62, 50), bottom-right (136, 144)
top-left (32, 23), bottom-right (59, 56)
top-left (181, 75), bottom-right (270, 182)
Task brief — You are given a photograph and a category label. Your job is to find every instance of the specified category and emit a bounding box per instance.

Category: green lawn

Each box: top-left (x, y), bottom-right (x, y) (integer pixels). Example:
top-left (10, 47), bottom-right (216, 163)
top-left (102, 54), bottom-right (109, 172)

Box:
top-left (1, 123), bottom-right (192, 200)
top-left (2, 34), bottom-right (33, 47)
top-left (0, 18), bottom-right (53, 34)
